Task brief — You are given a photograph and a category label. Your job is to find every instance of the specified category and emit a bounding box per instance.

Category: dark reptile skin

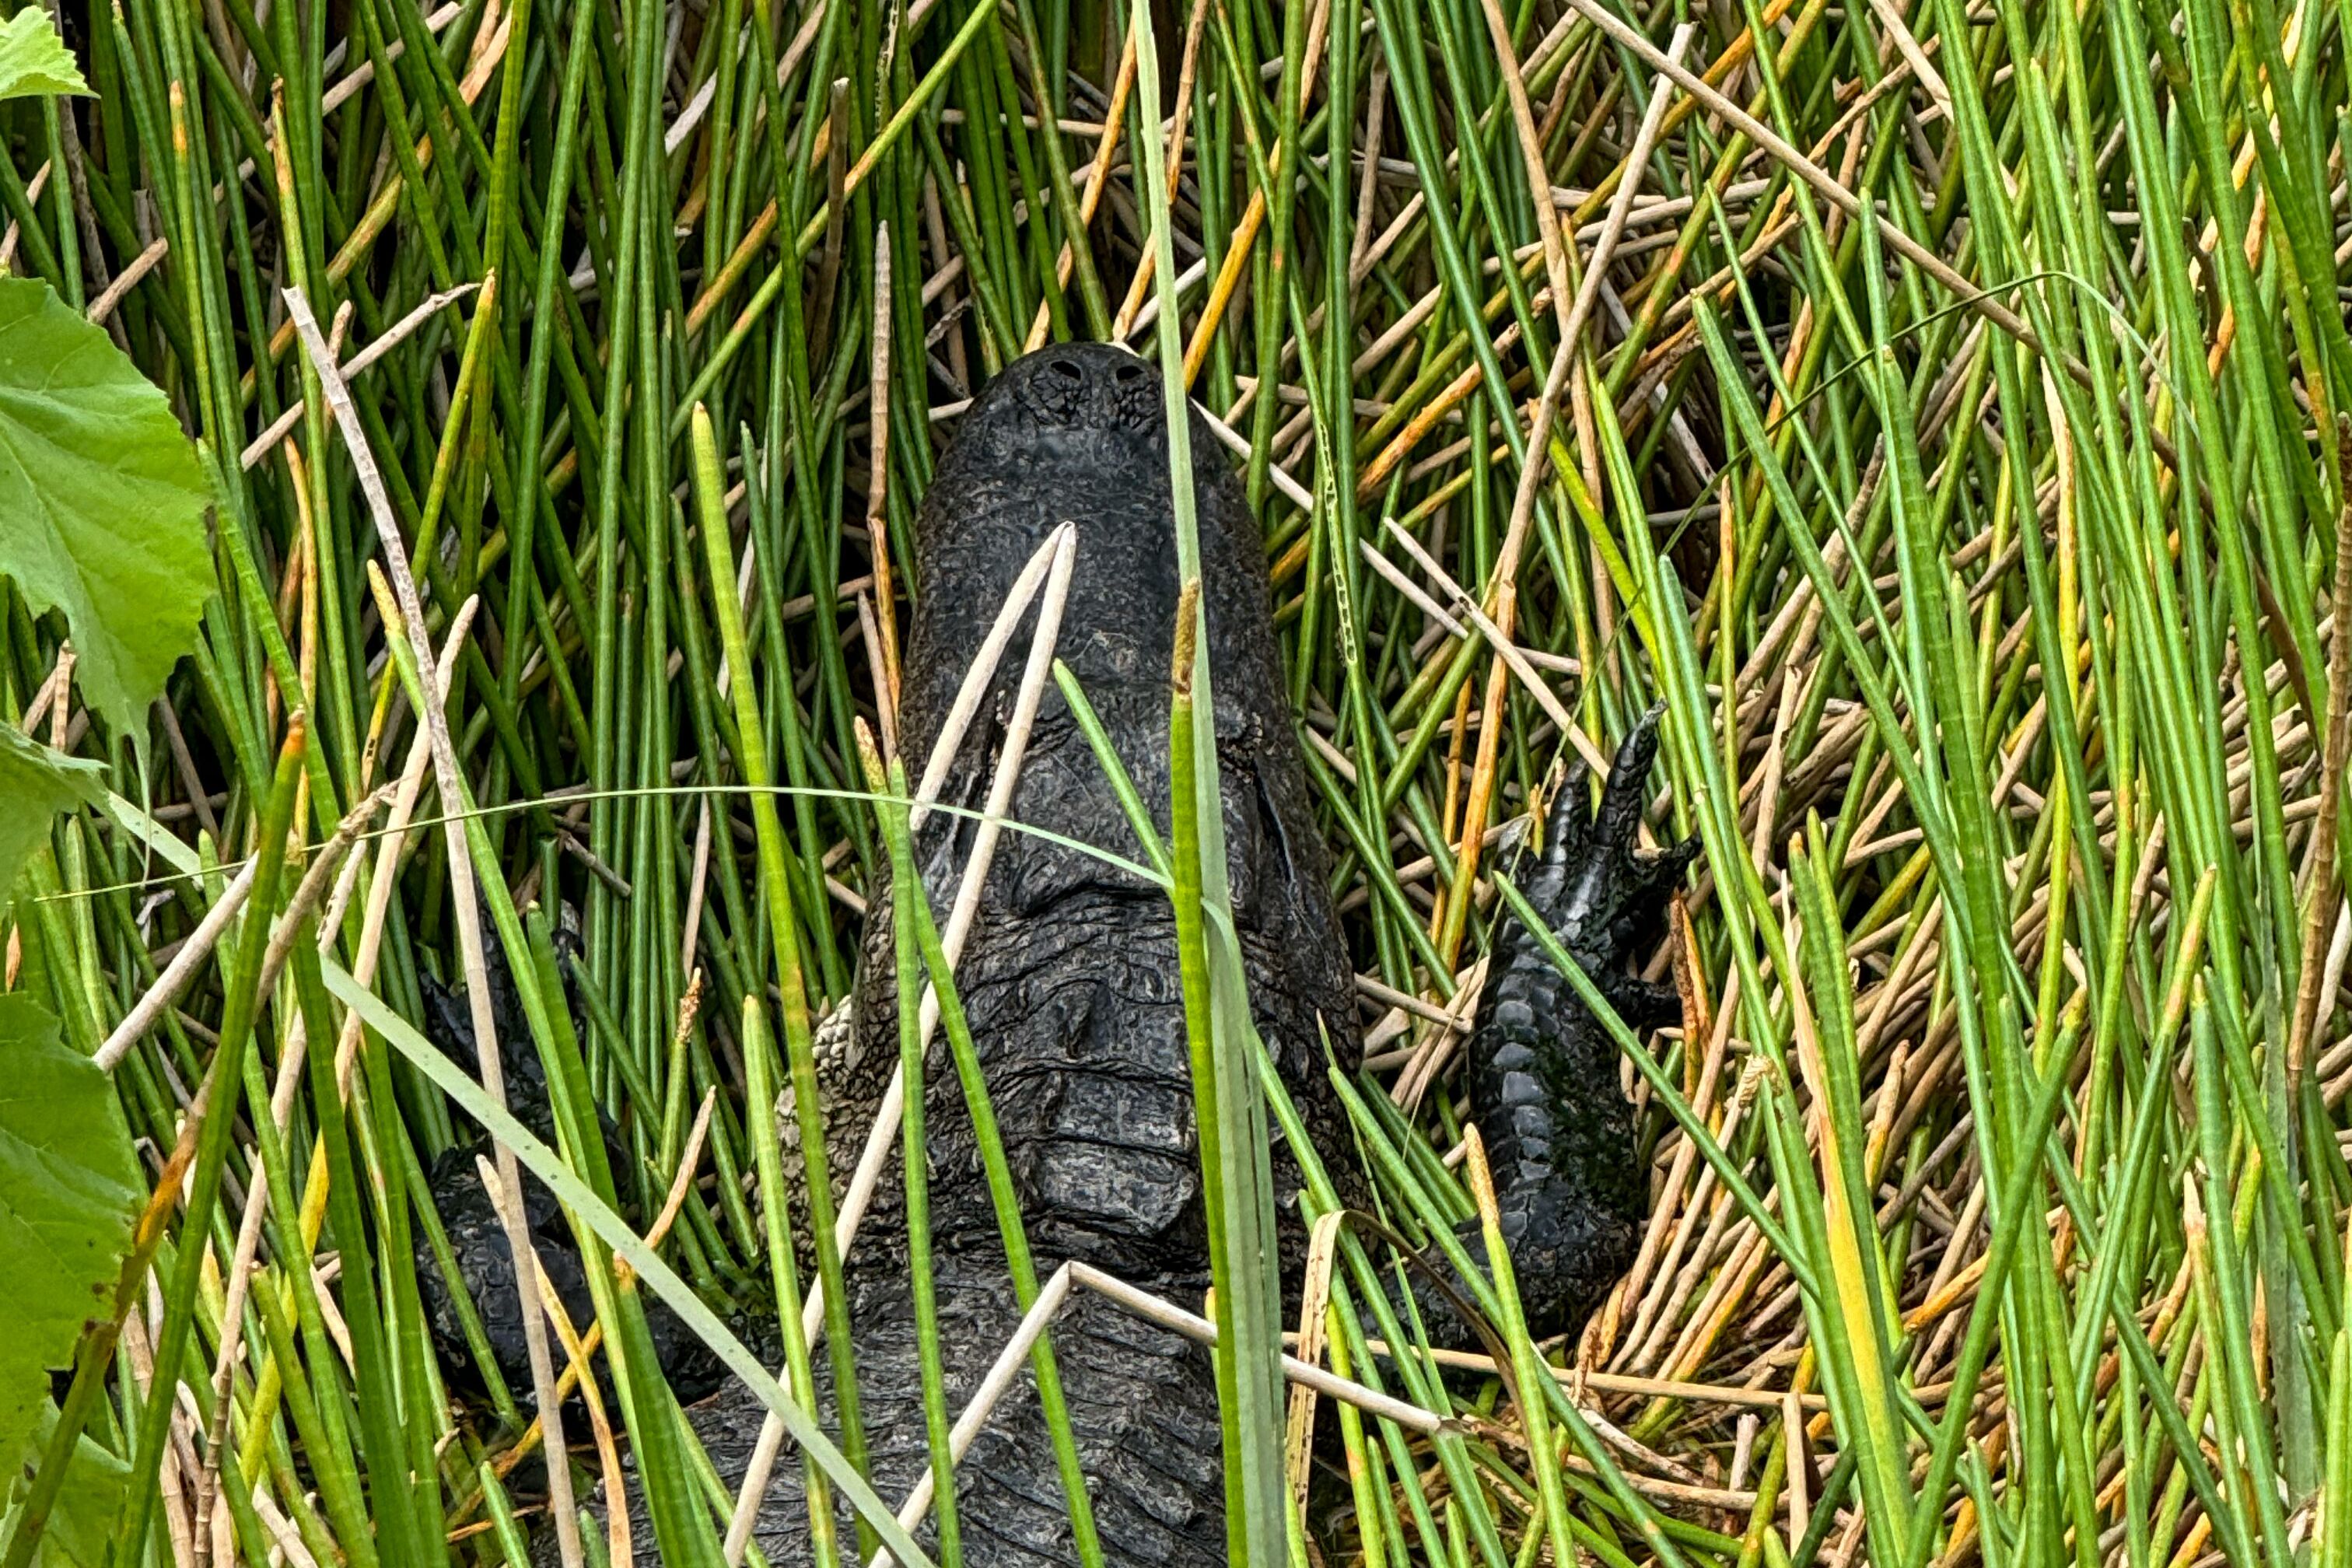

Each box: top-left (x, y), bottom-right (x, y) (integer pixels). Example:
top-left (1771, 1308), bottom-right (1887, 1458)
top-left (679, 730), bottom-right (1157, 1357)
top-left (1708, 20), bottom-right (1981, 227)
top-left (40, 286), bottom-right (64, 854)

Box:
top-left (1402, 712), bottom-right (1696, 1346)
top-left (846, 345), bottom-right (1361, 1276)
top-left (665, 342), bottom-right (1361, 1567)
top-left (415, 935), bottom-right (728, 1412)
top-left (690, 1257), bottom-right (1229, 1563)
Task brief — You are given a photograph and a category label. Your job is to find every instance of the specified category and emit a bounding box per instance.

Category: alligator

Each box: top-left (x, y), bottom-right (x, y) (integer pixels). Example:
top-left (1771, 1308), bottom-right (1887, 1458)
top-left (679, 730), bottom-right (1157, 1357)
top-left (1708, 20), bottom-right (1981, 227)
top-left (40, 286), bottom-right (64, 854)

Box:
top-left (425, 342), bottom-right (1695, 1563)
top-left (415, 926), bottom-right (728, 1412)
top-left (712, 341), bottom-right (1367, 1564)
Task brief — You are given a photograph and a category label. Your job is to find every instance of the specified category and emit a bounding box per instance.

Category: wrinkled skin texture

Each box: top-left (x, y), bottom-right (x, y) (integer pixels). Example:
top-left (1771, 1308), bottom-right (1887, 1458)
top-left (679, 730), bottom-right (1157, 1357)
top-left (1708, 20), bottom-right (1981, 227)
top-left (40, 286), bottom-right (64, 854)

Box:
top-left (1398, 712), bottom-right (1696, 1347)
top-left (681, 342), bottom-right (1362, 1567)
top-left (838, 343), bottom-right (1362, 1279)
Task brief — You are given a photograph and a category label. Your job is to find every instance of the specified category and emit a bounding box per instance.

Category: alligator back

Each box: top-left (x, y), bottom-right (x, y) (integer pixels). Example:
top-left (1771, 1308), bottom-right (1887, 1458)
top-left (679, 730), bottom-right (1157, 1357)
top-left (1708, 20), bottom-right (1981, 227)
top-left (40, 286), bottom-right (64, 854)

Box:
top-left (703, 344), bottom-right (1359, 1566)
top-left (835, 342), bottom-right (1358, 1278)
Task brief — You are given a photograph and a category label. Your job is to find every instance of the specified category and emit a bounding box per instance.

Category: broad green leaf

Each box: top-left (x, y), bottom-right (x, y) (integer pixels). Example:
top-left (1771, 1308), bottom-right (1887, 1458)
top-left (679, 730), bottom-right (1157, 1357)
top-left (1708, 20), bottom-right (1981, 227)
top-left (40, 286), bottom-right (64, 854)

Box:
top-left (0, 276), bottom-right (213, 737)
top-left (0, 996), bottom-right (140, 1491)
top-left (2, 1407), bottom-right (128, 1567)
top-left (0, 11), bottom-right (88, 100)
top-left (0, 722), bottom-right (104, 900)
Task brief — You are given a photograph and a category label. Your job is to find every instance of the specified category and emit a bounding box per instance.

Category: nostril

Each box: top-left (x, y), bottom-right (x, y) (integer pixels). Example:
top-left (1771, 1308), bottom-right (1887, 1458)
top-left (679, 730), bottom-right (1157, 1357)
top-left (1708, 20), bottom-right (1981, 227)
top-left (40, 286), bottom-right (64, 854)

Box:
top-left (1048, 357), bottom-right (1084, 383)
top-left (1114, 361), bottom-right (1146, 385)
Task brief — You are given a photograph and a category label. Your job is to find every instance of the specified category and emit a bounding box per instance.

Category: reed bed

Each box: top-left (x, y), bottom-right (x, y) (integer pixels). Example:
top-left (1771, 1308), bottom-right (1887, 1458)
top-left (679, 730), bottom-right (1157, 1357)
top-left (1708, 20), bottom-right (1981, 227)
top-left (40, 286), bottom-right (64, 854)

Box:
top-left (0, 0), bottom-right (2347, 1562)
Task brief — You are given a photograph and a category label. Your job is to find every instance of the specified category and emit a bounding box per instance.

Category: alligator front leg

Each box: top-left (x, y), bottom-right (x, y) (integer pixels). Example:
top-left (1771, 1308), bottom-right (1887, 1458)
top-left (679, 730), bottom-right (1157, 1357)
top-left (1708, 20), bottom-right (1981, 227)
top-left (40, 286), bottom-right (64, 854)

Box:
top-left (1404, 709), bottom-right (1698, 1349)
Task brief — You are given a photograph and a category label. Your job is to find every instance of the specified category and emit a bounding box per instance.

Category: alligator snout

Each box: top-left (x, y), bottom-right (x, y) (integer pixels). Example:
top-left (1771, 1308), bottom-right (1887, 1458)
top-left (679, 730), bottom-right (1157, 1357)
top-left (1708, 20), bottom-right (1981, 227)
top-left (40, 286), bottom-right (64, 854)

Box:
top-left (1006, 343), bottom-right (1163, 436)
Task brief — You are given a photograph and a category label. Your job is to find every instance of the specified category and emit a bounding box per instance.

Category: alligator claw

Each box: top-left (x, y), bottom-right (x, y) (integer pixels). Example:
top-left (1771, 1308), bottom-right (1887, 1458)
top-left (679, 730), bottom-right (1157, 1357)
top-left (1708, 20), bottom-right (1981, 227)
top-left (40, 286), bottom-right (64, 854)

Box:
top-left (1525, 707), bottom-right (1696, 979)
top-left (1595, 710), bottom-right (1661, 846)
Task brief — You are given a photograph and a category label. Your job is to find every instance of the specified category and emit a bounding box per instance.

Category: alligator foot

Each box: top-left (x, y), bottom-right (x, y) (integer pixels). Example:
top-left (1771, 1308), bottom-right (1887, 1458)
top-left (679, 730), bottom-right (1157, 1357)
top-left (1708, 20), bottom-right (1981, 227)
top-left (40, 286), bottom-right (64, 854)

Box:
top-left (1405, 709), bottom-right (1699, 1349)
top-left (412, 931), bottom-right (728, 1414)
top-left (1517, 706), bottom-right (1699, 1026)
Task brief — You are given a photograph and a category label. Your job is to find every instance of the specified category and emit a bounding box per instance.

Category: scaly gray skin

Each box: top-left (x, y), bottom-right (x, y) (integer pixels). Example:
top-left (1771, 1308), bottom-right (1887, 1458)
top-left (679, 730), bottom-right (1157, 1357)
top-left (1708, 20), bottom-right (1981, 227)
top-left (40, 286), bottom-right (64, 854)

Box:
top-left (492, 345), bottom-right (1692, 1564)
top-left (414, 926), bottom-right (730, 1412)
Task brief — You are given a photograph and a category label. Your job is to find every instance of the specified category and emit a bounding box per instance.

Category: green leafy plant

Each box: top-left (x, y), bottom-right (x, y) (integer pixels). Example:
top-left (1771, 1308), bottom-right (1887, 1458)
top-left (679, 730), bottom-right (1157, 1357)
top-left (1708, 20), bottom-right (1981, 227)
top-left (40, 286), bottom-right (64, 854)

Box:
top-left (0, 19), bottom-right (212, 1563)
top-left (0, 11), bottom-right (86, 103)
top-left (0, 276), bottom-right (213, 737)
top-left (0, 723), bottom-right (100, 899)
top-left (0, 996), bottom-right (139, 1508)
